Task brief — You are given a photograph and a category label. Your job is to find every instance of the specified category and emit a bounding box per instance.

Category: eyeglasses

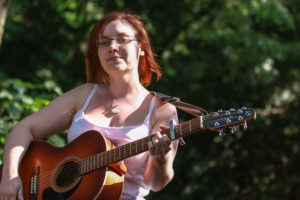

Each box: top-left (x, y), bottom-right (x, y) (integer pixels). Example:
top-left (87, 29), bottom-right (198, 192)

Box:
top-left (96, 35), bottom-right (138, 48)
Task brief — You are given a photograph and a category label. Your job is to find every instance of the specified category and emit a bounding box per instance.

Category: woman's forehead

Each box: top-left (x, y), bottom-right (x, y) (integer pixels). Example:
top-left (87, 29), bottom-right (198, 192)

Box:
top-left (101, 19), bottom-right (136, 37)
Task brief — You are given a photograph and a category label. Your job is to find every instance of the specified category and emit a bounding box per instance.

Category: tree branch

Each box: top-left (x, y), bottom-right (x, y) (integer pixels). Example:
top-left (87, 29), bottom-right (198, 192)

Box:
top-left (0, 0), bottom-right (11, 47)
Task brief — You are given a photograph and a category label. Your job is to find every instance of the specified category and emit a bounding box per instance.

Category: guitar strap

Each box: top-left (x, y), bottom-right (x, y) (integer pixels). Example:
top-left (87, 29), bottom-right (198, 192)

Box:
top-left (151, 91), bottom-right (208, 116)
top-left (151, 91), bottom-right (208, 146)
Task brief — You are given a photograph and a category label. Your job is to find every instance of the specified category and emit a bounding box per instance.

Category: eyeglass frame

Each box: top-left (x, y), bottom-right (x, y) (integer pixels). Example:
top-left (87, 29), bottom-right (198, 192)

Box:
top-left (96, 35), bottom-right (139, 48)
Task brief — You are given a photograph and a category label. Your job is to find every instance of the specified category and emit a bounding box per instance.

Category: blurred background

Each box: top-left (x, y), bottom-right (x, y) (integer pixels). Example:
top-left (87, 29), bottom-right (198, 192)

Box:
top-left (0, 0), bottom-right (299, 199)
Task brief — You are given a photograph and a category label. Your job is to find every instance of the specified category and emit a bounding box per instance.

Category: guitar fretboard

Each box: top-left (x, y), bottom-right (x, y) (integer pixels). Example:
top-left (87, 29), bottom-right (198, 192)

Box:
top-left (78, 116), bottom-right (204, 175)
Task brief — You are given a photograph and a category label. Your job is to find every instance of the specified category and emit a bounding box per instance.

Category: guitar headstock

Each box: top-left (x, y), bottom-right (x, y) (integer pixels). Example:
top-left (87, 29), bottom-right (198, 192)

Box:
top-left (204, 107), bottom-right (256, 135)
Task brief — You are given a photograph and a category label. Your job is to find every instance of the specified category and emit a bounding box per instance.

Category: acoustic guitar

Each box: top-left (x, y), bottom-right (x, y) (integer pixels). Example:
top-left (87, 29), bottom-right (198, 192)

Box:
top-left (0, 107), bottom-right (256, 200)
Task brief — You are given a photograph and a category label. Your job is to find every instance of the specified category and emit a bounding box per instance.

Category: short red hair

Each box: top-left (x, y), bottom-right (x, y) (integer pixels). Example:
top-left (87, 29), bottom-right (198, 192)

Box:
top-left (85, 11), bottom-right (161, 87)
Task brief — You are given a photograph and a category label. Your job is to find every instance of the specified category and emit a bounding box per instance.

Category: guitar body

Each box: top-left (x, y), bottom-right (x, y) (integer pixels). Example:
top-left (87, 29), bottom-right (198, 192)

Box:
top-left (0, 130), bottom-right (124, 200)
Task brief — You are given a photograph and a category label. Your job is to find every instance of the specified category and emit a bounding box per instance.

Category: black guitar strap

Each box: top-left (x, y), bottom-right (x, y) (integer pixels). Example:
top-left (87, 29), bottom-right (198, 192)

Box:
top-left (151, 91), bottom-right (208, 116)
top-left (151, 91), bottom-right (208, 146)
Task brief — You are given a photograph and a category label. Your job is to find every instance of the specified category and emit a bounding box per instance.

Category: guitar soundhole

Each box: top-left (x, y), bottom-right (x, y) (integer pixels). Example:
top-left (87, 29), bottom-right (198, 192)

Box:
top-left (55, 161), bottom-right (79, 187)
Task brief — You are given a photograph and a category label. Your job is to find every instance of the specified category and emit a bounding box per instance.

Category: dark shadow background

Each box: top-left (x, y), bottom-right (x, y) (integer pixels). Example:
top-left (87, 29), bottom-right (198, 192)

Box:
top-left (1, 0), bottom-right (300, 199)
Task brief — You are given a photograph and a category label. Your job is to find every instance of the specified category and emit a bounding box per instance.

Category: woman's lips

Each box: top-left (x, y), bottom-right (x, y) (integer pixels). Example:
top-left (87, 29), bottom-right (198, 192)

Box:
top-left (107, 56), bottom-right (122, 61)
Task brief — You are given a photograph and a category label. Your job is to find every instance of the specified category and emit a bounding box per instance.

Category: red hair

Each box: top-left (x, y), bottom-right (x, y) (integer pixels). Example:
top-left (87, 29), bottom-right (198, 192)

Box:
top-left (85, 11), bottom-right (161, 87)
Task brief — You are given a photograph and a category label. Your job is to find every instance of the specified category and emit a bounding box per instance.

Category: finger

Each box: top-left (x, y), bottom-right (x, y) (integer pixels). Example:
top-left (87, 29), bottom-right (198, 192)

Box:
top-left (148, 141), bottom-right (155, 154)
top-left (161, 134), bottom-right (171, 144)
top-left (151, 133), bottom-right (161, 148)
top-left (161, 135), bottom-right (172, 150)
top-left (159, 125), bottom-right (168, 131)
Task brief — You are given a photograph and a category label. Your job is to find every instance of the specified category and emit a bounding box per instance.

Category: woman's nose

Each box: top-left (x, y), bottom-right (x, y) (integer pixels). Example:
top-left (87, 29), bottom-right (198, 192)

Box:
top-left (108, 40), bottom-right (119, 52)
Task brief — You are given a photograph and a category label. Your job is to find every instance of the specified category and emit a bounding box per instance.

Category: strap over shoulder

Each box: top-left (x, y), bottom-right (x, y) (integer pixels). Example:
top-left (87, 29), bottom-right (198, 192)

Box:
top-left (151, 91), bottom-right (208, 116)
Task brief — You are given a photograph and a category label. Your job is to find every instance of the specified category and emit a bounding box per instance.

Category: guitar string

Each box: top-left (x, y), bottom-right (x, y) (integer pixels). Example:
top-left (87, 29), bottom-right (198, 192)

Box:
top-left (36, 137), bottom-right (152, 182)
top-left (35, 112), bottom-right (248, 185)
top-left (36, 119), bottom-right (205, 183)
top-left (36, 115), bottom-right (229, 183)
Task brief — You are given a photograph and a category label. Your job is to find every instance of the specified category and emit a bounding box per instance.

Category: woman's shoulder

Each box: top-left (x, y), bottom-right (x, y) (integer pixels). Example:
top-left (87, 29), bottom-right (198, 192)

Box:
top-left (151, 97), bottom-right (178, 126)
top-left (71, 83), bottom-right (96, 92)
top-left (63, 83), bottom-right (98, 111)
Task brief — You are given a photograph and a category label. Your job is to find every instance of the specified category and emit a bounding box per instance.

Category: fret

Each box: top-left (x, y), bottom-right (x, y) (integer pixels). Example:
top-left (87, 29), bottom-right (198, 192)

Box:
top-left (89, 157), bottom-right (92, 171)
top-left (118, 147), bottom-right (121, 161)
top-left (114, 149), bottom-right (116, 162)
top-left (189, 120), bottom-right (192, 133)
top-left (179, 124), bottom-right (183, 137)
top-left (92, 157), bottom-right (94, 170)
top-left (124, 145), bottom-right (126, 158)
top-left (97, 154), bottom-right (99, 168)
top-left (80, 160), bottom-right (83, 175)
top-left (175, 126), bottom-right (179, 139)
top-left (83, 159), bottom-right (85, 173)
top-left (199, 116), bottom-right (203, 129)
top-left (83, 159), bottom-right (86, 174)
top-left (135, 141), bottom-right (138, 154)
top-left (101, 153), bottom-right (103, 167)
top-left (142, 139), bottom-right (144, 151)
top-left (89, 157), bottom-right (93, 172)
top-left (129, 142), bottom-right (132, 156)
top-left (109, 150), bottom-right (111, 165)
top-left (85, 159), bottom-right (88, 173)
top-left (92, 156), bottom-right (95, 171)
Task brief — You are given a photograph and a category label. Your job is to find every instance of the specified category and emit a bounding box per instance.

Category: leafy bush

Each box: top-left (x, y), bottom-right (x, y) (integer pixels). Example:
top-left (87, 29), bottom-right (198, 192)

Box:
top-left (0, 69), bottom-right (66, 163)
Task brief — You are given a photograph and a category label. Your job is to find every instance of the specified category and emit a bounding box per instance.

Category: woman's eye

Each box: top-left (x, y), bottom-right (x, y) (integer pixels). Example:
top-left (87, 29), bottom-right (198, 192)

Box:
top-left (118, 36), bottom-right (130, 43)
top-left (102, 41), bottom-right (110, 45)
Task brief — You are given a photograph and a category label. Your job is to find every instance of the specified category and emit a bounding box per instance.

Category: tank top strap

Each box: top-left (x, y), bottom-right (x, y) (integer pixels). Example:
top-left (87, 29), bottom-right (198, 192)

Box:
top-left (145, 96), bottom-right (157, 125)
top-left (80, 84), bottom-right (99, 111)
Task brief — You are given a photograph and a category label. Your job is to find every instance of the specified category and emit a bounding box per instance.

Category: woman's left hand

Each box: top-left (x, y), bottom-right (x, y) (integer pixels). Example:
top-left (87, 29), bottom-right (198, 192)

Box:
top-left (148, 132), bottom-right (172, 159)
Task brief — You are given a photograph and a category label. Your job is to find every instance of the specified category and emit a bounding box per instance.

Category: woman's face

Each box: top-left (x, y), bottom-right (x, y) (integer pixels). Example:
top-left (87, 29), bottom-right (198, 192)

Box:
top-left (97, 19), bottom-right (143, 77)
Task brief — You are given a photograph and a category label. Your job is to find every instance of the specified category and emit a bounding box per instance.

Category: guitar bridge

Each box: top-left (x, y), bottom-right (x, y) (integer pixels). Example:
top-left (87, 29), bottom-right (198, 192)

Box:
top-left (30, 166), bottom-right (40, 200)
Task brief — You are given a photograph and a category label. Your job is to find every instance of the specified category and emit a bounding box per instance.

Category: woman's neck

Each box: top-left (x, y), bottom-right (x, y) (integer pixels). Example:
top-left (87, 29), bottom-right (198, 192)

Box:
top-left (107, 68), bottom-right (142, 94)
top-left (107, 79), bottom-right (147, 100)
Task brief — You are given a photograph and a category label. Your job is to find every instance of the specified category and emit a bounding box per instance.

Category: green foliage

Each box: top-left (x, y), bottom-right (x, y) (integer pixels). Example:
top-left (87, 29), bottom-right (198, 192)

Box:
top-left (0, 69), bottom-right (65, 162)
top-left (0, 0), bottom-right (300, 199)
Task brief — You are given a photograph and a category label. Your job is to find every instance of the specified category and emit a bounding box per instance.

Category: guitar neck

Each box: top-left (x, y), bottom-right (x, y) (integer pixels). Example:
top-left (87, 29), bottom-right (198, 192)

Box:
top-left (79, 116), bottom-right (204, 175)
top-left (79, 107), bottom-right (256, 175)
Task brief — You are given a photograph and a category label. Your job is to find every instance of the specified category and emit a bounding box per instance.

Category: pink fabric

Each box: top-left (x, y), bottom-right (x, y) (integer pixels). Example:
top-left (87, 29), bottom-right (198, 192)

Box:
top-left (67, 84), bottom-right (156, 200)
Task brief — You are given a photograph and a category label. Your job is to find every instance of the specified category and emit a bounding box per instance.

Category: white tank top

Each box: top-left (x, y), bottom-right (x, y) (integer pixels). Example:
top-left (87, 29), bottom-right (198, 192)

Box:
top-left (67, 84), bottom-right (156, 200)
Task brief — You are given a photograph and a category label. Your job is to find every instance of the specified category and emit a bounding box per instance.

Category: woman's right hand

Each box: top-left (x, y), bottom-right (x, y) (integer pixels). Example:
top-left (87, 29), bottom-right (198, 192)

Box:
top-left (0, 177), bottom-right (24, 200)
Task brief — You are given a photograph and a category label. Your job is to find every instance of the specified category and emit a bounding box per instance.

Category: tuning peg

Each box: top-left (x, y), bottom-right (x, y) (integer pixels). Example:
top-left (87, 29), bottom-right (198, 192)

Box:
top-left (219, 129), bottom-right (226, 136)
top-left (243, 122), bottom-right (248, 130)
top-left (231, 126), bottom-right (237, 134)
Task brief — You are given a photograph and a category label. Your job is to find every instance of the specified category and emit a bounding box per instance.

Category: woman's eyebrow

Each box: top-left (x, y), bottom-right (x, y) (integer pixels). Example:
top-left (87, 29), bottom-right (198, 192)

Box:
top-left (101, 32), bottom-right (133, 38)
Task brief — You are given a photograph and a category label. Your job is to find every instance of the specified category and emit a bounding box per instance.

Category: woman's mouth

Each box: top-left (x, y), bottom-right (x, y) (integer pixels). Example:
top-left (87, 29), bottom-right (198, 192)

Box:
top-left (107, 56), bottom-right (122, 61)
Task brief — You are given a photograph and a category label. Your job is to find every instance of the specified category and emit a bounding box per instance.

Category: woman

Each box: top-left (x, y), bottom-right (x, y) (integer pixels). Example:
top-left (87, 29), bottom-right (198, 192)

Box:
top-left (0, 11), bottom-right (178, 200)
